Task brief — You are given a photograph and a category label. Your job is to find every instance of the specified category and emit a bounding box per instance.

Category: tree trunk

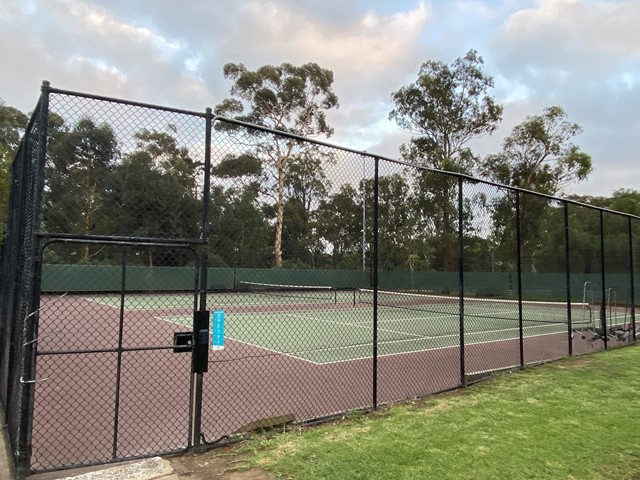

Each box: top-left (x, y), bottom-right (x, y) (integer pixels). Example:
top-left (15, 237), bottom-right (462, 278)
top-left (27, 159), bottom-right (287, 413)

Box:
top-left (82, 184), bottom-right (96, 262)
top-left (274, 164), bottom-right (285, 268)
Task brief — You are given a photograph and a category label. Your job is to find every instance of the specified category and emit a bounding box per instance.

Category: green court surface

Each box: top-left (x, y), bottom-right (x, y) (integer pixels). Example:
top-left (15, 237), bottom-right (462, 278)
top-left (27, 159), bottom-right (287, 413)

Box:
top-left (85, 291), bottom-right (619, 365)
top-left (207, 308), bottom-right (569, 364)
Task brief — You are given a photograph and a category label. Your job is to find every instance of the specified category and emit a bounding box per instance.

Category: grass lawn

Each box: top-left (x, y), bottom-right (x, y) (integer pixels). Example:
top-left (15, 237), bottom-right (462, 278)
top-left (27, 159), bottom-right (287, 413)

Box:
top-left (232, 344), bottom-right (640, 479)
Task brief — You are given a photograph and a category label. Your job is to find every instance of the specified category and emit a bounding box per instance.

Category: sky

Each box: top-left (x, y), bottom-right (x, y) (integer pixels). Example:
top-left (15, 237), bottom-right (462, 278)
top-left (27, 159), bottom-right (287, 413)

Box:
top-left (1, 0), bottom-right (639, 197)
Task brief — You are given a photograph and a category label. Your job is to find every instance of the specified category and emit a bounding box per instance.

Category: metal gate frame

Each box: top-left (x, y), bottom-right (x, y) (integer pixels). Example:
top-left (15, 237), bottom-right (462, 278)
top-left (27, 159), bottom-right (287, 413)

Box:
top-left (22, 235), bottom-right (209, 473)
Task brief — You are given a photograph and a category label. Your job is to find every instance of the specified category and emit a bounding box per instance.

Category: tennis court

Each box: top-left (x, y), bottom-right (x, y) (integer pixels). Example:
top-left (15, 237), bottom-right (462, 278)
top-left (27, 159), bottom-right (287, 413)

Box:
top-left (84, 286), bottom-right (605, 364)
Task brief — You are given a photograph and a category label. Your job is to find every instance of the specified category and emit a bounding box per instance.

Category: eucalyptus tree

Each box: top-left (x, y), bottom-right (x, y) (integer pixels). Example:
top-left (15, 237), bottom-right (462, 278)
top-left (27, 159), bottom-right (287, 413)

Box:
top-left (481, 106), bottom-right (592, 271)
top-left (282, 153), bottom-right (331, 266)
top-left (105, 127), bottom-right (201, 265)
top-left (214, 62), bottom-right (339, 267)
top-left (45, 117), bottom-right (119, 261)
top-left (389, 50), bottom-right (502, 270)
top-left (315, 184), bottom-right (362, 268)
top-left (208, 156), bottom-right (275, 268)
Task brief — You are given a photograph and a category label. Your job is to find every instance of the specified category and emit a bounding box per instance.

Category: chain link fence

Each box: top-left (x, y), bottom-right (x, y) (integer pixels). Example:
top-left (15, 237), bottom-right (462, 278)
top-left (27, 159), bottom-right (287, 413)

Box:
top-left (1, 83), bottom-right (638, 475)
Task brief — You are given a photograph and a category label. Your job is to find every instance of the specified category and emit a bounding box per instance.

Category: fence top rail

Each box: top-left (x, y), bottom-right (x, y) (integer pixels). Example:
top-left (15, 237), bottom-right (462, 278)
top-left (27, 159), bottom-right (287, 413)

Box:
top-left (22, 81), bottom-right (640, 223)
top-left (46, 82), bottom-right (210, 119)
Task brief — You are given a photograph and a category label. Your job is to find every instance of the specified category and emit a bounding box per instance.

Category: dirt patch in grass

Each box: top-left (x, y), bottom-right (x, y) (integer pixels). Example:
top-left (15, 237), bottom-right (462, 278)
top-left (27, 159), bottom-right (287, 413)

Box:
top-left (168, 446), bottom-right (272, 480)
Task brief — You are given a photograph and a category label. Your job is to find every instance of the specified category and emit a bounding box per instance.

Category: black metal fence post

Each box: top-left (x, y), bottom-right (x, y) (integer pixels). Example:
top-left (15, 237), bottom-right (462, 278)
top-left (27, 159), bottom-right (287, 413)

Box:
top-left (564, 202), bottom-right (573, 356)
top-left (628, 217), bottom-right (636, 342)
top-left (515, 191), bottom-right (524, 367)
top-left (372, 157), bottom-right (379, 411)
top-left (3, 134), bottom-right (29, 457)
top-left (17, 80), bottom-right (51, 477)
top-left (193, 108), bottom-right (213, 449)
top-left (599, 210), bottom-right (607, 350)
top-left (111, 247), bottom-right (128, 459)
top-left (458, 177), bottom-right (465, 386)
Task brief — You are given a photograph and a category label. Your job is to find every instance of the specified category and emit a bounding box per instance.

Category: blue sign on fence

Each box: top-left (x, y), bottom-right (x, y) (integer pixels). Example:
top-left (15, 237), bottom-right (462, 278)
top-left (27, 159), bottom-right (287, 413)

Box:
top-left (211, 309), bottom-right (225, 350)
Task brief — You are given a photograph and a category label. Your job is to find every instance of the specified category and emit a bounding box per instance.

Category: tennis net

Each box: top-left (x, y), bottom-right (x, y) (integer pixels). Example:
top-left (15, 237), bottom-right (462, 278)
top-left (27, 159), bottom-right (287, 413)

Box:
top-left (236, 281), bottom-right (338, 304)
top-left (357, 289), bottom-right (594, 327)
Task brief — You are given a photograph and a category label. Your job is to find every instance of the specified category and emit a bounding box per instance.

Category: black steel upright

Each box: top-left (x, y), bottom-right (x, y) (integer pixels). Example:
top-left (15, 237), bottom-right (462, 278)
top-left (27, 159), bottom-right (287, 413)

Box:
top-left (371, 157), bottom-right (379, 411)
top-left (17, 81), bottom-right (50, 477)
top-left (192, 108), bottom-right (213, 449)
top-left (599, 210), bottom-right (608, 349)
top-left (515, 191), bottom-right (524, 367)
top-left (112, 248), bottom-right (128, 459)
top-left (629, 217), bottom-right (636, 342)
top-left (458, 177), bottom-right (465, 385)
top-left (564, 202), bottom-right (573, 356)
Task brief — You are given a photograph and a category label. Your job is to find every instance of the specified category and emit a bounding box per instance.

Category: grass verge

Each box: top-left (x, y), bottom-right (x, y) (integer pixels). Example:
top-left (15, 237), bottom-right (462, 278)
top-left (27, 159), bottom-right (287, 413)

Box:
top-left (235, 344), bottom-right (640, 479)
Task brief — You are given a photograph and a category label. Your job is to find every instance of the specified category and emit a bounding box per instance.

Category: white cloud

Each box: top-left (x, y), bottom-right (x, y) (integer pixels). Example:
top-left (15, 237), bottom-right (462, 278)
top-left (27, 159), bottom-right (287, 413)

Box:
top-left (57, 0), bottom-right (182, 60)
top-left (229, 0), bottom-right (430, 74)
top-left (454, 1), bottom-right (497, 20)
top-left (499, 0), bottom-right (640, 72)
top-left (1, 0), bottom-right (639, 197)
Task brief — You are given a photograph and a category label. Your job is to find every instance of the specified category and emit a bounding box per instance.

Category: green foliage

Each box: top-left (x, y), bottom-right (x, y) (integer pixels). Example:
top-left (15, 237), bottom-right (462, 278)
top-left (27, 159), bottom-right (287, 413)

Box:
top-left (0, 101), bottom-right (29, 157)
top-left (610, 189), bottom-right (640, 216)
top-left (215, 62), bottom-right (339, 267)
top-left (389, 49), bottom-right (503, 172)
top-left (0, 101), bottom-right (29, 235)
top-left (315, 184), bottom-right (363, 266)
top-left (390, 50), bottom-right (502, 270)
top-left (482, 107), bottom-right (592, 271)
top-left (211, 153), bottom-right (262, 178)
top-left (208, 186), bottom-right (272, 268)
top-left (45, 117), bottom-right (119, 261)
top-left (217, 62), bottom-right (338, 135)
top-left (482, 106), bottom-right (592, 194)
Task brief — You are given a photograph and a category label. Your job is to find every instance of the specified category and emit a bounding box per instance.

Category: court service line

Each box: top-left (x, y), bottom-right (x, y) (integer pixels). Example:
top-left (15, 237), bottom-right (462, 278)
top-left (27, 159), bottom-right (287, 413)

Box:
top-left (83, 297), bottom-right (121, 309)
top-left (280, 311), bottom-right (435, 341)
top-left (221, 337), bottom-right (324, 366)
top-left (318, 330), bottom-right (570, 366)
top-left (151, 313), bottom-right (325, 365)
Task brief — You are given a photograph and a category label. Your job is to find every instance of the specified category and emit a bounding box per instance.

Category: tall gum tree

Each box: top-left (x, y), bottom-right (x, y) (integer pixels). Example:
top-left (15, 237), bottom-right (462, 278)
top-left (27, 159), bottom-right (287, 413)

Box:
top-left (46, 117), bottom-right (119, 261)
top-left (481, 106), bottom-right (592, 271)
top-left (389, 50), bottom-right (503, 270)
top-left (214, 62), bottom-right (339, 268)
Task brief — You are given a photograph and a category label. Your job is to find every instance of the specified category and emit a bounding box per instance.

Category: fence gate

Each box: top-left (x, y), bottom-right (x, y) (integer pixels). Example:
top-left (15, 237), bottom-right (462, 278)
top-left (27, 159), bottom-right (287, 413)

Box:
top-left (30, 240), bottom-right (201, 472)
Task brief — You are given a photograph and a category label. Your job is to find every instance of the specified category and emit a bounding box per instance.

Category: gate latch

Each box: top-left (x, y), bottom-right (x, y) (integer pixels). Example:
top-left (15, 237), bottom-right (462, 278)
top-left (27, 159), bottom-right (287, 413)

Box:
top-left (173, 332), bottom-right (193, 353)
top-left (192, 310), bottom-right (210, 373)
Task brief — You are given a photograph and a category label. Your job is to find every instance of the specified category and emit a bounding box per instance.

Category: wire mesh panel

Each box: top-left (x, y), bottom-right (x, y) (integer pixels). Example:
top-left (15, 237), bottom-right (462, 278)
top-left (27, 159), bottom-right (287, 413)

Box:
top-left (31, 242), bottom-right (198, 471)
top-left (519, 196), bottom-right (572, 363)
top-left (566, 203), bottom-right (605, 354)
top-left (602, 211), bottom-right (634, 348)
top-left (44, 92), bottom-right (206, 241)
top-left (200, 121), bottom-right (374, 443)
top-left (462, 181), bottom-right (521, 376)
top-left (375, 160), bottom-right (462, 403)
top-left (0, 101), bottom-right (44, 461)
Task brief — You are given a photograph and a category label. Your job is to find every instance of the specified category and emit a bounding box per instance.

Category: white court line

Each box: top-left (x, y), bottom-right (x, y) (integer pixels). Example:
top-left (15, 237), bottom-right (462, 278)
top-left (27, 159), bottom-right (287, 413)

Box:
top-left (317, 323), bottom-right (564, 364)
top-left (154, 313), bottom-right (324, 365)
top-left (83, 297), bottom-right (120, 308)
top-left (228, 337), bottom-right (323, 365)
top-left (319, 330), bottom-right (569, 366)
top-left (152, 308), bottom-right (575, 366)
top-left (221, 310), bottom-right (567, 365)
top-left (279, 311), bottom-right (436, 340)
